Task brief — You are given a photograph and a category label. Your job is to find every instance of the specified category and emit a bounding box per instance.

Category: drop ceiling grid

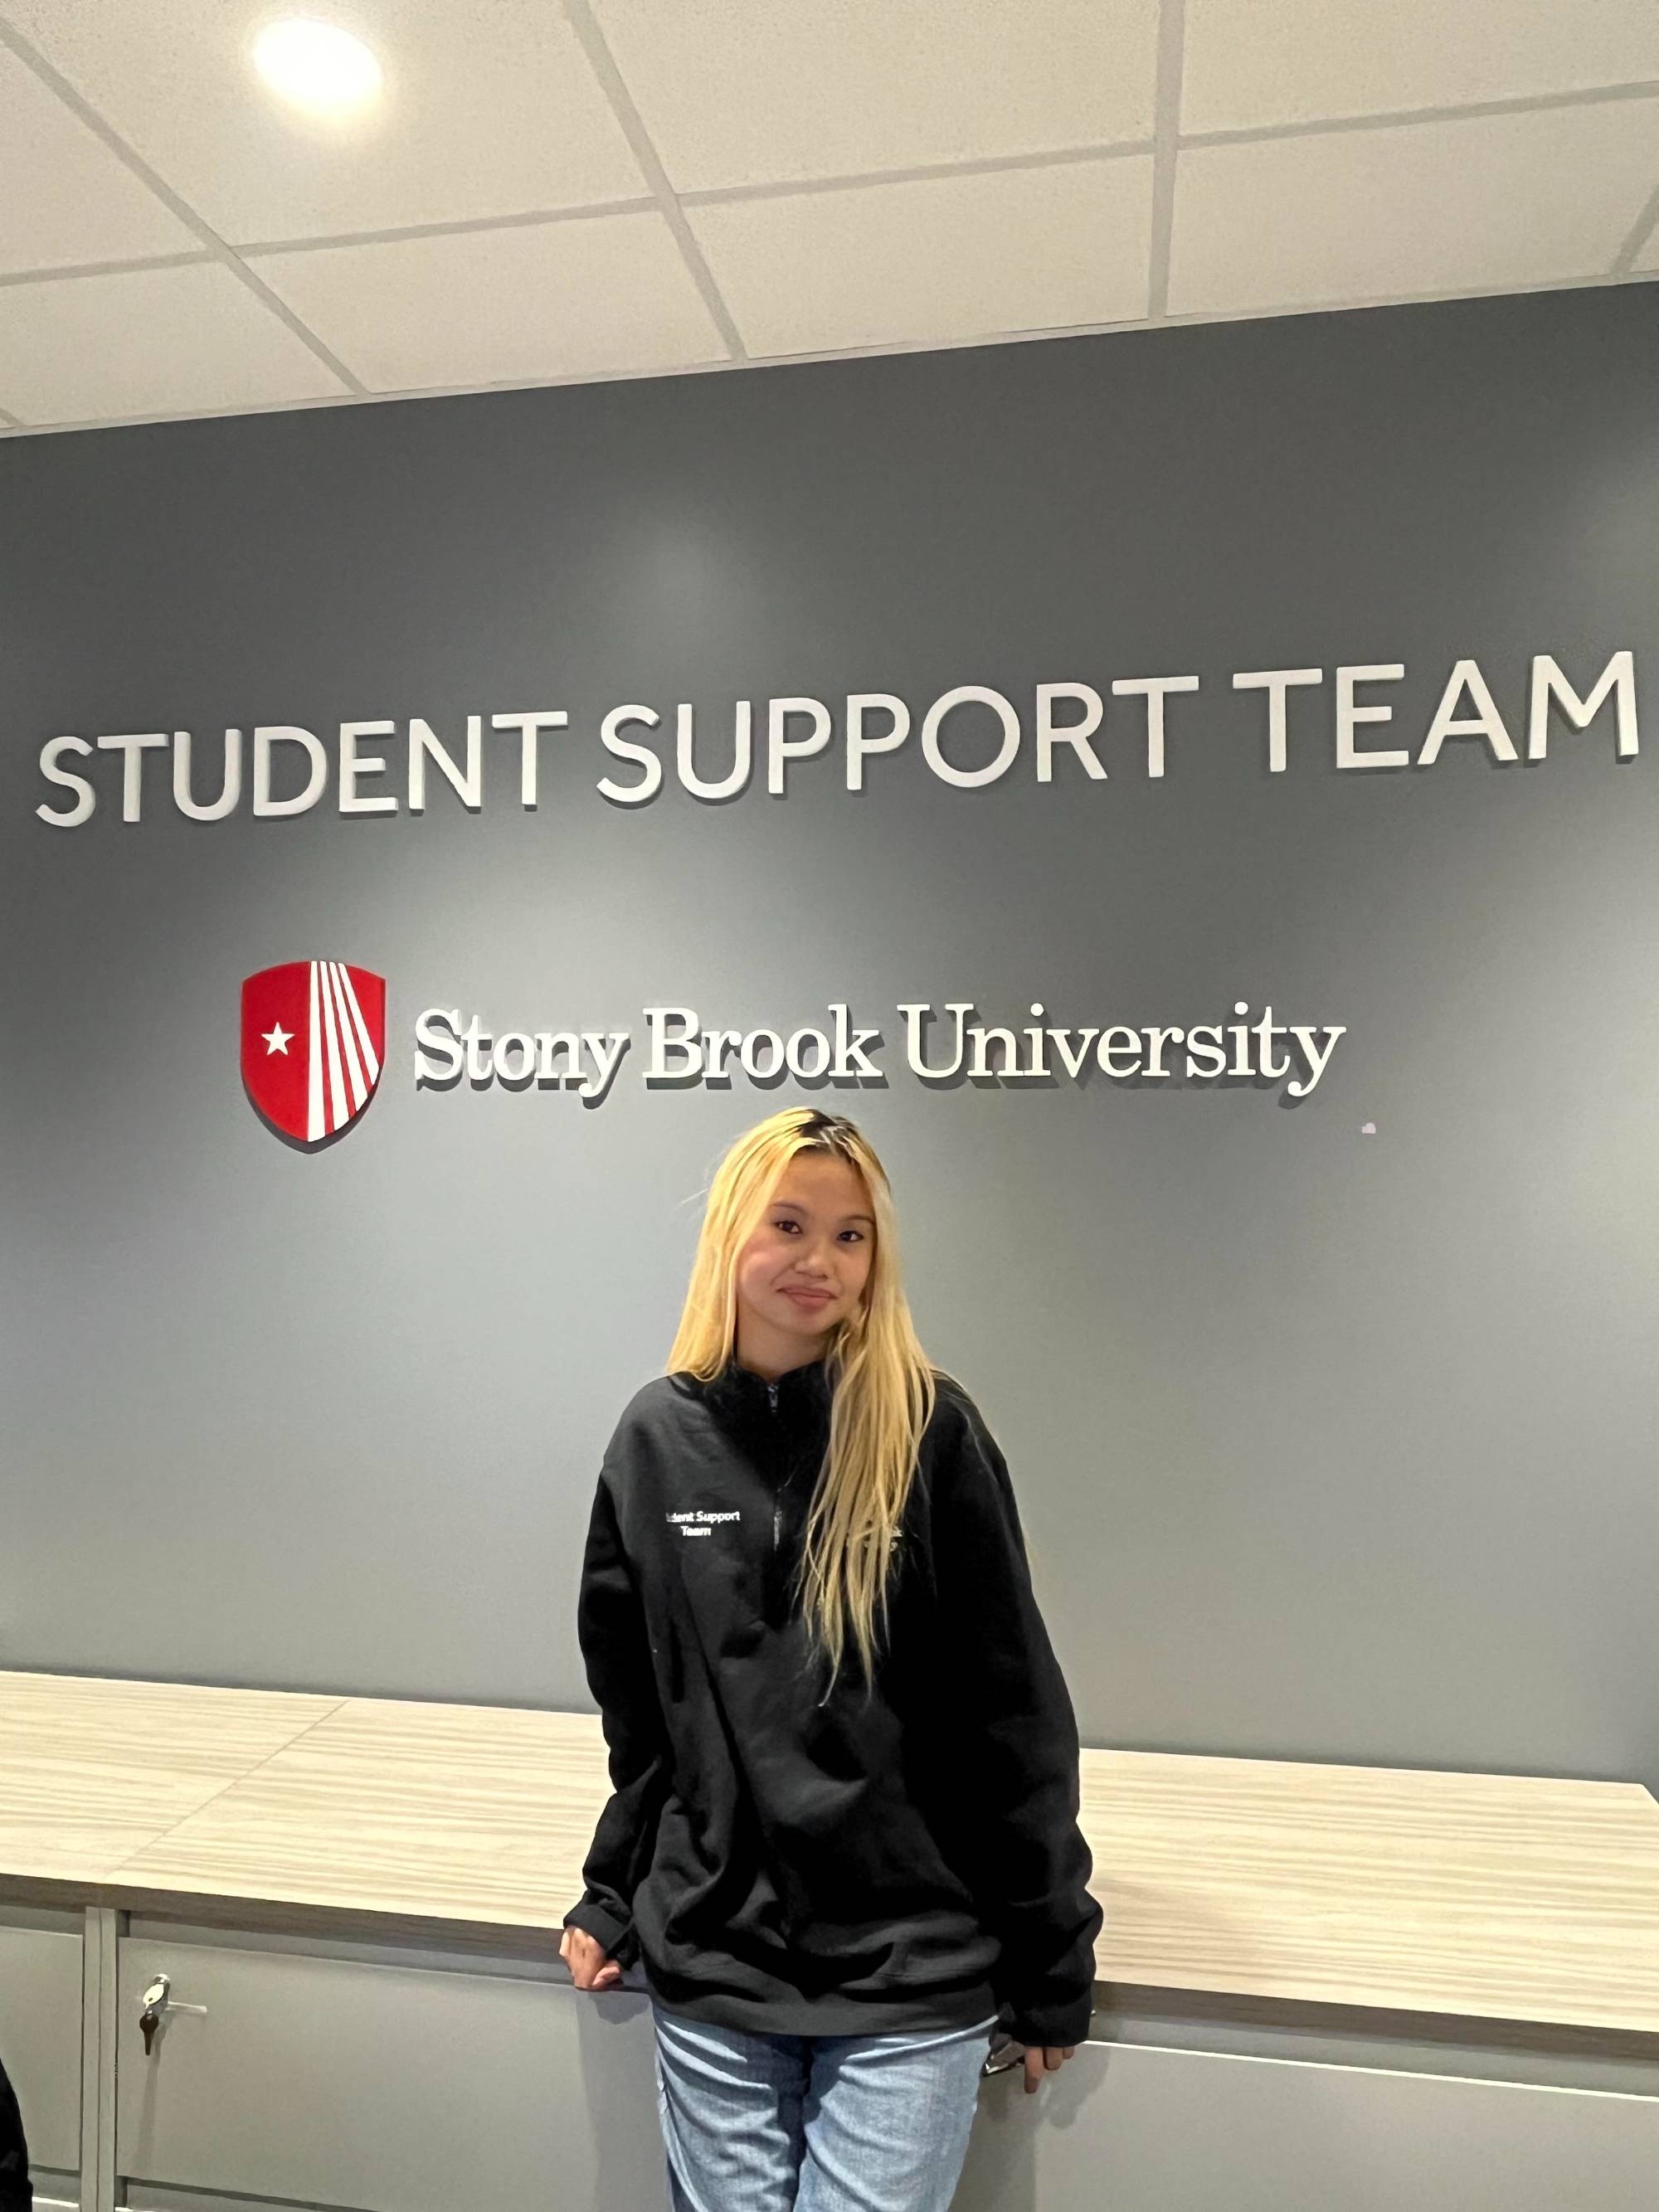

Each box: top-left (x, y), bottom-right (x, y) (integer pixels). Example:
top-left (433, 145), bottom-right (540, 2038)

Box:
top-left (0, 36), bottom-right (196, 274)
top-left (0, 0), bottom-right (1654, 432)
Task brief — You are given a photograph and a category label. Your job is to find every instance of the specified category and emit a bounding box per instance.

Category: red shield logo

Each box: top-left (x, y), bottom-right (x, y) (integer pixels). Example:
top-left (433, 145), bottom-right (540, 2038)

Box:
top-left (241, 961), bottom-right (386, 1149)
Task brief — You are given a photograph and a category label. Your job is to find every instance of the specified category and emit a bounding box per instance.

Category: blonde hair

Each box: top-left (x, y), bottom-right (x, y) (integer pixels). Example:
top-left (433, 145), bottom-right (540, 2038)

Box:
top-left (666, 1108), bottom-right (941, 1688)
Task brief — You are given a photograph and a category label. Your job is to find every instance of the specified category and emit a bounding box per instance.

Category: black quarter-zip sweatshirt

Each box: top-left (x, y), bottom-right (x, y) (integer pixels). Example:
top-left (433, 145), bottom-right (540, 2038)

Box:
top-left (562, 1354), bottom-right (1102, 2049)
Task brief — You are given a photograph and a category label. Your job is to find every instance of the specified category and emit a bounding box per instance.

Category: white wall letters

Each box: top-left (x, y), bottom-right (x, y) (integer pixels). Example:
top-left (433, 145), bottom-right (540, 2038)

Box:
top-left (29, 654), bottom-right (1641, 825)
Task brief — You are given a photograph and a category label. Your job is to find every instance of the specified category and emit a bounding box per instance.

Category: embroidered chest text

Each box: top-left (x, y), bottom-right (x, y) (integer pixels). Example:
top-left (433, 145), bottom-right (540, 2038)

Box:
top-left (666, 1510), bottom-right (742, 1539)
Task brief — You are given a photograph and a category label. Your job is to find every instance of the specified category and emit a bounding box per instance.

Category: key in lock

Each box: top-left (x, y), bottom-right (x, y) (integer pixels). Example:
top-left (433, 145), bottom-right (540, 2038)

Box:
top-left (139, 1973), bottom-right (208, 2054)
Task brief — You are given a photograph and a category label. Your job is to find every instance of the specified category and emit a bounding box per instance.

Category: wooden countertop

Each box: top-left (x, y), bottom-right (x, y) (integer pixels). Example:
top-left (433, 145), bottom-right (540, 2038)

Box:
top-left (2, 1669), bottom-right (1657, 2036)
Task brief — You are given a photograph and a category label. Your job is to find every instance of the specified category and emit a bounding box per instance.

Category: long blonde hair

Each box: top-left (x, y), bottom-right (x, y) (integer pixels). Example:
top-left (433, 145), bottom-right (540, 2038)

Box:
top-left (665, 1108), bottom-right (941, 1687)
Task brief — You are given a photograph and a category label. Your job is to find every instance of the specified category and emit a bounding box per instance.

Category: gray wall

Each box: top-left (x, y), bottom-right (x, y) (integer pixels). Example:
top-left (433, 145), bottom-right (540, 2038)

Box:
top-left (2, 284), bottom-right (1656, 1792)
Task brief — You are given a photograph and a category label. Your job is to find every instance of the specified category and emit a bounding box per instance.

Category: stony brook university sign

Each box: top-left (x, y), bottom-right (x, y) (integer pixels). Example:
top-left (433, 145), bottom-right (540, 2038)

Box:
top-left (241, 961), bottom-right (387, 1150)
top-left (239, 962), bottom-right (1347, 1145)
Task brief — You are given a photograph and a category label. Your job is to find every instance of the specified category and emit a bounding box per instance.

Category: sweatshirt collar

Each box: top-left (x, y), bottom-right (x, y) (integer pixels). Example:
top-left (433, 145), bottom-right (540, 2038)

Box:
top-left (702, 1350), bottom-right (834, 1425)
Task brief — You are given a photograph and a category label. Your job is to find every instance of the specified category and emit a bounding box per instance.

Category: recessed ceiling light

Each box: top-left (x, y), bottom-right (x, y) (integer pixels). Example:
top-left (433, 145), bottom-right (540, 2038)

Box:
top-left (252, 18), bottom-right (383, 117)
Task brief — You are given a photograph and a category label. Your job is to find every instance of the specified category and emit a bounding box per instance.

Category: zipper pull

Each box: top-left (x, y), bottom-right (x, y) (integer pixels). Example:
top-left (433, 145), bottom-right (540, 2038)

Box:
top-left (767, 1379), bottom-right (781, 1545)
top-left (766, 1378), bottom-right (782, 1548)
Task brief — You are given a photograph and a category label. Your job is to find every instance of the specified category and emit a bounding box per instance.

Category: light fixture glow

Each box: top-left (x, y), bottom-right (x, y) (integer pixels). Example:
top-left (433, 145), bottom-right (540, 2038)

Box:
top-left (253, 18), bottom-right (383, 117)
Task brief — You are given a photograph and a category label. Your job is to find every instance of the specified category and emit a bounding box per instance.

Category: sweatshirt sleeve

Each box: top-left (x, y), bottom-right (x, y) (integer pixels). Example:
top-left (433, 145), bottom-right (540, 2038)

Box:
top-left (925, 1394), bottom-right (1103, 2049)
top-left (562, 1466), bottom-right (673, 1968)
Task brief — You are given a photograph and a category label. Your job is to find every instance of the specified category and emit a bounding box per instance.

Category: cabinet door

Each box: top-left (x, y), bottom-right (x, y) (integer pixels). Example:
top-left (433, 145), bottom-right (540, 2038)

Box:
top-left (117, 1940), bottom-right (669, 2212)
top-left (954, 2041), bottom-right (1659, 2212)
top-left (0, 1922), bottom-right (82, 2176)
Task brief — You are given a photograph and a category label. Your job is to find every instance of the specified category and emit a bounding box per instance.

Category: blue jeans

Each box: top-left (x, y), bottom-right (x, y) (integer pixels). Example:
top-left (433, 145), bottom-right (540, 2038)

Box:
top-left (651, 2001), bottom-right (998, 2212)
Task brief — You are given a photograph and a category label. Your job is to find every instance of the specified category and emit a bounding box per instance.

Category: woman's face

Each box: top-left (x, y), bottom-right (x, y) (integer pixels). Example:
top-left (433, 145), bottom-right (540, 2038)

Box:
top-left (734, 1150), bottom-right (876, 1360)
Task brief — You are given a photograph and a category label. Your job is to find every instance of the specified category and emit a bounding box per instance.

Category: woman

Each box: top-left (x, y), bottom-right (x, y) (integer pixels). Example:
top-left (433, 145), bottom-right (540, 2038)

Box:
top-left (561, 1106), bottom-right (1101, 2212)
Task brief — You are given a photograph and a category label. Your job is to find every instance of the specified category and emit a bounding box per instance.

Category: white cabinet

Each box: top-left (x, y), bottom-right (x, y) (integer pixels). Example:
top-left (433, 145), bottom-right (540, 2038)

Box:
top-left (955, 2040), bottom-right (1659, 2212)
top-left (117, 1947), bottom-right (1659, 2212)
top-left (0, 1918), bottom-right (82, 2178)
top-left (115, 1939), bottom-right (669, 2212)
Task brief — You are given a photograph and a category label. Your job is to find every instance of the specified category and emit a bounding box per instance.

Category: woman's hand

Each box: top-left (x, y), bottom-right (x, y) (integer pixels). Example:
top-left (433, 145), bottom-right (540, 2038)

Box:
top-left (1020, 2042), bottom-right (1078, 2094)
top-left (559, 1925), bottom-right (622, 1991)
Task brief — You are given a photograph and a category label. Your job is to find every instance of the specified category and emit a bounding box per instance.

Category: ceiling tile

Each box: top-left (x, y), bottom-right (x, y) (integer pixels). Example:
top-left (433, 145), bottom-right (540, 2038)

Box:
top-left (0, 43), bottom-right (197, 275)
top-left (591, 0), bottom-right (1160, 191)
top-left (1, 1), bottom-right (646, 245)
top-left (688, 159), bottom-right (1153, 358)
top-left (1183, 0), bottom-right (1659, 135)
top-left (253, 215), bottom-right (730, 393)
top-left (1170, 101), bottom-right (1659, 317)
top-left (0, 261), bottom-right (347, 425)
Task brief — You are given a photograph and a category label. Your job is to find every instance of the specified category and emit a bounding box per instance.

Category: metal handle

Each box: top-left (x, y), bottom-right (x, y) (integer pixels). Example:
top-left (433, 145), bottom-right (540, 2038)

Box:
top-left (139, 1973), bottom-right (208, 2056)
top-left (980, 2037), bottom-right (1024, 2078)
top-left (980, 2016), bottom-right (1098, 2081)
